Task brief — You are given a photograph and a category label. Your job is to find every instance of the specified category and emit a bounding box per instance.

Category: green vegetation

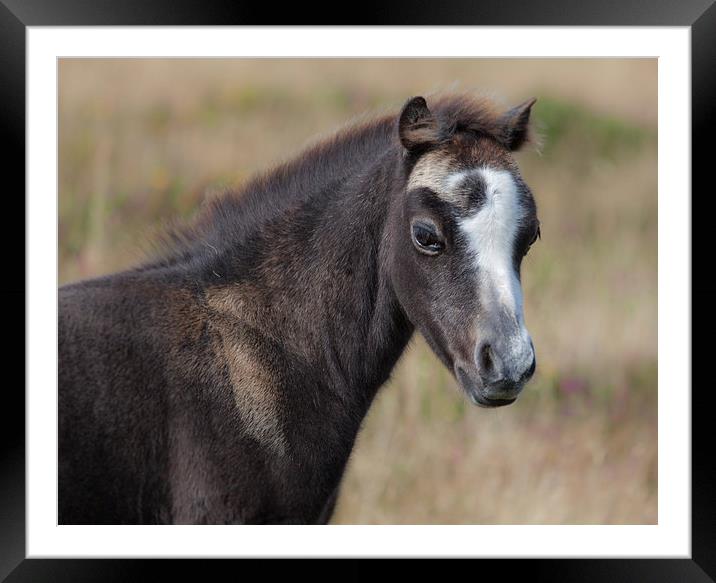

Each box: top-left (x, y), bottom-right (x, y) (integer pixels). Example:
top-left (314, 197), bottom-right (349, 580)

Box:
top-left (534, 96), bottom-right (655, 160)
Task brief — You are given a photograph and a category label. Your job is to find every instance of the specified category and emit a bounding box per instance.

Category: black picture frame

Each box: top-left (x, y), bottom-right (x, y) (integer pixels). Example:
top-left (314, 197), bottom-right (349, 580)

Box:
top-left (3, 1), bottom-right (709, 580)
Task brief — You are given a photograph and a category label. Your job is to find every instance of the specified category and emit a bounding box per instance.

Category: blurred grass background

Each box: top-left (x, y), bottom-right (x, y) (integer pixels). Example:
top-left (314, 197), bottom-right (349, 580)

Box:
top-left (59, 59), bottom-right (657, 524)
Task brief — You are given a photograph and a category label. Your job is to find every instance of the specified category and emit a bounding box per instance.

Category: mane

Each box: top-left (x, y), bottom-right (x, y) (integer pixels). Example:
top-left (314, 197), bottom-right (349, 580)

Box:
top-left (144, 92), bottom-right (511, 271)
top-left (428, 92), bottom-right (513, 144)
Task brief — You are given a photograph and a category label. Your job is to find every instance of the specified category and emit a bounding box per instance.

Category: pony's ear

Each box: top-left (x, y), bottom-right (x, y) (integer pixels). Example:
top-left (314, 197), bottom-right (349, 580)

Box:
top-left (501, 97), bottom-right (537, 151)
top-left (398, 96), bottom-right (439, 152)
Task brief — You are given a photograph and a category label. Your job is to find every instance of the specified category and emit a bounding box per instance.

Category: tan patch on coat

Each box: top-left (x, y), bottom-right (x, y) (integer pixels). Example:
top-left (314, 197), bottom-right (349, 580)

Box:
top-left (218, 331), bottom-right (288, 456)
top-left (206, 285), bottom-right (246, 318)
top-left (206, 284), bottom-right (315, 363)
top-left (407, 150), bottom-right (457, 200)
top-left (407, 138), bottom-right (517, 207)
top-left (206, 287), bottom-right (288, 457)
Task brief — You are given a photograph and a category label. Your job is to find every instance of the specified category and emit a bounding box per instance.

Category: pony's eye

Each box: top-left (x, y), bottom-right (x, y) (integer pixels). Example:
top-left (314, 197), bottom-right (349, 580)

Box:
top-left (412, 222), bottom-right (444, 255)
top-left (530, 224), bottom-right (541, 245)
top-left (524, 223), bottom-right (541, 256)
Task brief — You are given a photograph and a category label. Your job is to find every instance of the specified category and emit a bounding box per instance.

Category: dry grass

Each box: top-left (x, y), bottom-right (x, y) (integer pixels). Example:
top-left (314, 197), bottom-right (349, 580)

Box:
top-left (58, 58), bottom-right (657, 524)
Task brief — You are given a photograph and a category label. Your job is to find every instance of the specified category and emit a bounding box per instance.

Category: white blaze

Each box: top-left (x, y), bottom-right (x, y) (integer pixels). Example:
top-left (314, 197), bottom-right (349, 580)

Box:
top-left (455, 167), bottom-right (526, 325)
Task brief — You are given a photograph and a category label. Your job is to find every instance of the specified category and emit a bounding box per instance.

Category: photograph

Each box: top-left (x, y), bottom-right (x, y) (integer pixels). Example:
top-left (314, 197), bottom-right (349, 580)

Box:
top-left (57, 58), bottom-right (658, 526)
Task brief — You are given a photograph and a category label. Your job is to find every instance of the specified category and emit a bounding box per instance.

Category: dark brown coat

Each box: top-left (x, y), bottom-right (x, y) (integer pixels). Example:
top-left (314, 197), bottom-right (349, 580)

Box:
top-left (59, 93), bottom-right (538, 524)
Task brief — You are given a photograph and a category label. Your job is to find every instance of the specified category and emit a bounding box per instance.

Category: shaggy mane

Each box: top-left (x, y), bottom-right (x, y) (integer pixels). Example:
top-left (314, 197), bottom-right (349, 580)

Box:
top-left (146, 92), bottom-right (518, 270)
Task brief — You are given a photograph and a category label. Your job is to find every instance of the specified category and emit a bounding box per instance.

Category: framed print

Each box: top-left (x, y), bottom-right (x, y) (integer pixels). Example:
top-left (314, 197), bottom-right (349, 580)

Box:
top-left (3, 0), bottom-right (710, 580)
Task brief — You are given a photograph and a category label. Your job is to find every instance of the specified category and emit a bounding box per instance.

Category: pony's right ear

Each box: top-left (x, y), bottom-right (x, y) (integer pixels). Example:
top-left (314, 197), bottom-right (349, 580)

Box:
top-left (398, 96), bottom-right (439, 152)
top-left (500, 97), bottom-right (537, 151)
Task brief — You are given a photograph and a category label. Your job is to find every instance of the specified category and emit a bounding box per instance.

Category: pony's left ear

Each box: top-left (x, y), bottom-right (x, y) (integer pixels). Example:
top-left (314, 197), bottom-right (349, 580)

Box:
top-left (501, 97), bottom-right (537, 151)
top-left (398, 96), bottom-right (440, 152)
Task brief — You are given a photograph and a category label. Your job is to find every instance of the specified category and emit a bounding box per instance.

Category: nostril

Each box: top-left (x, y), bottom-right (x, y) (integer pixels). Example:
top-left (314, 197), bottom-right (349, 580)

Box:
top-left (480, 343), bottom-right (493, 371)
top-left (478, 343), bottom-right (499, 380)
top-left (526, 355), bottom-right (536, 378)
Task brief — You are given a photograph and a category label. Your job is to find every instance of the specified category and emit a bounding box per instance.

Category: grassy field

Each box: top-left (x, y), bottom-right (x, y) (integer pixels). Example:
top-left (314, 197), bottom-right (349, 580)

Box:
top-left (59, 59), bottom-right (657, 524)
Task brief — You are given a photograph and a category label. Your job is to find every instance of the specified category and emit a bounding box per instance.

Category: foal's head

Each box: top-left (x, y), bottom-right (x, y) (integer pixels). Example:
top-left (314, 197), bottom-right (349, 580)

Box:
top-left (390, 95), bottom-right (540, 407)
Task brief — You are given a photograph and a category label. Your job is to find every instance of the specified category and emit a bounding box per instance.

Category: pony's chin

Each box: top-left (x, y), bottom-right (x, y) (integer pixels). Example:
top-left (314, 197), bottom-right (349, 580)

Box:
top-left (468, 392), bottom-right (517, 408)
top-left (455, 365), bottom-right (518, 408)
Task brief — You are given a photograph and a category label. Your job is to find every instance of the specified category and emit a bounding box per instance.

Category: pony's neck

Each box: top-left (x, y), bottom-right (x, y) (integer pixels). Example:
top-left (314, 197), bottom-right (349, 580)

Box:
top-left (201, 146), bottom-right (414, 410)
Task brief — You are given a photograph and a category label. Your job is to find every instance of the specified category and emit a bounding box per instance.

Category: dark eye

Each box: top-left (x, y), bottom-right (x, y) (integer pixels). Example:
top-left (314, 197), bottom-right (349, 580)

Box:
top-left (411, 221), bottom-right (445, 255)
top-left (525, 223), bottom-right (541, 256)
top-left (531, 223), bottom-right (541, 245)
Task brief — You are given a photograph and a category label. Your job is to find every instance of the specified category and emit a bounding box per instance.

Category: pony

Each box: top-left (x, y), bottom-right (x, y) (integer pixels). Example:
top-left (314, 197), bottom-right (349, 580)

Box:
top-left (58, 92), bottom-right (540, 524)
